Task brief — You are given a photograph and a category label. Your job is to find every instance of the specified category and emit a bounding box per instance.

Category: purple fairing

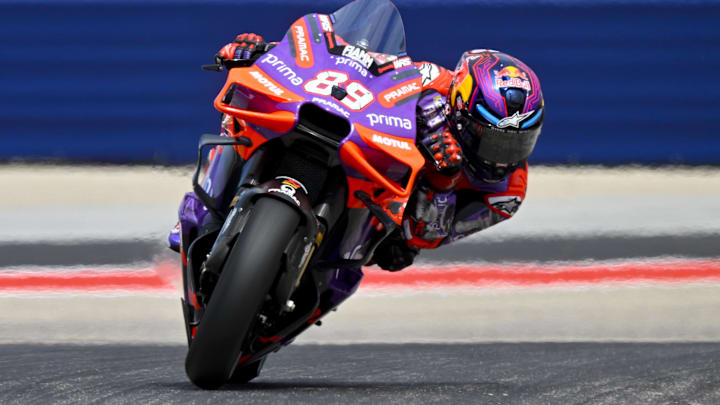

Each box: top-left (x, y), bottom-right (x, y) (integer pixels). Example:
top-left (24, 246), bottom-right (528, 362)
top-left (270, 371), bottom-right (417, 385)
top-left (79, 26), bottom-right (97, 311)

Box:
top-left (178, 192), bottom-right (211, 246)
top-left (325, 266), bottom-right (364, 308)
top-left (168, 225), bottom-right (181, 251)
top-left (252, 13), bottom-right (420, 206)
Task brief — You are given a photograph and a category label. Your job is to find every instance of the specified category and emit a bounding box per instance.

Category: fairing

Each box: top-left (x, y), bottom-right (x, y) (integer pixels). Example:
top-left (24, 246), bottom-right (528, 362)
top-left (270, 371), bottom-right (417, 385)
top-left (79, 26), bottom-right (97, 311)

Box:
top-left (213, 3), bottom-right (424, 229)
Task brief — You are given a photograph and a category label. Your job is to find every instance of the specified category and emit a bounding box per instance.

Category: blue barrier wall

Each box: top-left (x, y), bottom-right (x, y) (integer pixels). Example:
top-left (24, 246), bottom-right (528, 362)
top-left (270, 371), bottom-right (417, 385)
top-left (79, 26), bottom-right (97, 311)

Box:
top-left (1, 1), bottom-right (719, 164)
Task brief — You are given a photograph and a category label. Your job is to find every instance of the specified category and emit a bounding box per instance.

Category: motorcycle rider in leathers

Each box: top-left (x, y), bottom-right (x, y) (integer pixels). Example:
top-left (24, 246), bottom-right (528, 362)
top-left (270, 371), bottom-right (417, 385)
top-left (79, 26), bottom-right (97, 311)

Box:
top-left (169, 33), bottom-right (545, 271)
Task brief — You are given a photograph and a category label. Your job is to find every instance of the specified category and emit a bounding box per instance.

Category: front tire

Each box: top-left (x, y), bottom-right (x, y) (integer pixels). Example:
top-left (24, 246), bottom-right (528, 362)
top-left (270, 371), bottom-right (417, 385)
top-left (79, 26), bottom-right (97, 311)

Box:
top-left (185, 197), bottom-right (300, 389)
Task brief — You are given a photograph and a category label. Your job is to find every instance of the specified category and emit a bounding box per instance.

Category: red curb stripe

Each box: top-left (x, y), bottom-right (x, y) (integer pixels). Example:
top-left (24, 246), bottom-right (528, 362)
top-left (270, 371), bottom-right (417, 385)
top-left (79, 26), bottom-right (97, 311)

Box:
top-left (362, 260), bottom-right (720, 288)
top-left (0, 264), bottom-right (177, 292)
top-left (0, 260), bottom-right (718, 292)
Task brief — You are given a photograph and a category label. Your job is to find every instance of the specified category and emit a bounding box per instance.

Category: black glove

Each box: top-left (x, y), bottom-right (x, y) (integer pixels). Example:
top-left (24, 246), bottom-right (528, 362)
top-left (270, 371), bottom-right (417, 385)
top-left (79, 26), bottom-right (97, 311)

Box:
top-left (372, 232), bottom-right (419, 272)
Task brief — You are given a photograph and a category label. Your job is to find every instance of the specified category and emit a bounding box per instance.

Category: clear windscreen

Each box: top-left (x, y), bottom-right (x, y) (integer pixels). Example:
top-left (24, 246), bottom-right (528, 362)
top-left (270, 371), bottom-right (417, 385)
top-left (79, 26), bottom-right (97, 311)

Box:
top-left (331, 0), bottom-right (407, 56)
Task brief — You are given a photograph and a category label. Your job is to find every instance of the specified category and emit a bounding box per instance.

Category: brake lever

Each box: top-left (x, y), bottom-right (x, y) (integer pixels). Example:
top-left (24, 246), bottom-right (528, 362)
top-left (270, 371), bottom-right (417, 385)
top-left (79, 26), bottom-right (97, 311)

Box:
top-left (201, 64), bottom-right (224, 72)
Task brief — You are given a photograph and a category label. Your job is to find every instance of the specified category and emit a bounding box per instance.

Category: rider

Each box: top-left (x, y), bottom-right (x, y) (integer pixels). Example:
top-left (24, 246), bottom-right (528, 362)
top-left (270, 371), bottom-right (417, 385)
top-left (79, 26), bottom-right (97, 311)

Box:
top-left (170, 33), bottom-right (544, 271)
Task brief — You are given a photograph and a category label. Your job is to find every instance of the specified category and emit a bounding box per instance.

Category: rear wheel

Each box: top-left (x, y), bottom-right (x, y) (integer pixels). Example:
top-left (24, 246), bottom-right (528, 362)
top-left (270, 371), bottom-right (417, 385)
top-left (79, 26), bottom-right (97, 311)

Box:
top-left (185, 197), bottom-right (300, 389)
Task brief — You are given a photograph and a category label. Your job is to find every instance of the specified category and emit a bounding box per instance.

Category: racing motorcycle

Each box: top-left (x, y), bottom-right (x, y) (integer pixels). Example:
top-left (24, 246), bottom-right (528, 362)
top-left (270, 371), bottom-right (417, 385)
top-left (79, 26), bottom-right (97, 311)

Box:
top-left (175, 0), bottom-right (427, 388)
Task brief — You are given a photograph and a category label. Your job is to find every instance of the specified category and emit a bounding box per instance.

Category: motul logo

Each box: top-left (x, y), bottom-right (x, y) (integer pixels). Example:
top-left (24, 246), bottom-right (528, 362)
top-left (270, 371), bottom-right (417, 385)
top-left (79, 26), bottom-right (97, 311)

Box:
top-left (383, 82), bottom-right (420, 103)
top-left (372, 134), bottom-right (411, 150)
top-left (249, 71), bottom-right (284, 96)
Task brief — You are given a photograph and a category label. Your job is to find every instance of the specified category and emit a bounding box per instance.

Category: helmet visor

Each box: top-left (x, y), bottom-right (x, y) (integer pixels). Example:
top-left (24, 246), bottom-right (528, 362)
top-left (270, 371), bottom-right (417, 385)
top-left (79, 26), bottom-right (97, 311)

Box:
top-left (457, 117), bottom-right (541, 165)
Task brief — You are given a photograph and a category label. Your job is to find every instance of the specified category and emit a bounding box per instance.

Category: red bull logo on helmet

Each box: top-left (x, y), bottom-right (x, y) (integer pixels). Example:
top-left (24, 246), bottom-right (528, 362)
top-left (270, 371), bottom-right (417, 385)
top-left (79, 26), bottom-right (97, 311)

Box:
top-left (493, 66), bottom-right (531, 91)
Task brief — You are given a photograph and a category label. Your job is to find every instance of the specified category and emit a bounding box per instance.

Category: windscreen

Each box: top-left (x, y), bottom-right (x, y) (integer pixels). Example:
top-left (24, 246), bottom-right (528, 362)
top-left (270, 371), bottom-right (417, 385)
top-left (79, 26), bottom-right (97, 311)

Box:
top-left (331, 0), bottom-right (407, 56)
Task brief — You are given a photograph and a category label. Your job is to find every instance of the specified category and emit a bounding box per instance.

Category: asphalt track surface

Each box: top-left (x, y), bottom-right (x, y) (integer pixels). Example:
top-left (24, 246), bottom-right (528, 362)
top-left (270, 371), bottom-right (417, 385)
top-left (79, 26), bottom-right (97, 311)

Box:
top-left (2, 343), bottom-right (720, 404)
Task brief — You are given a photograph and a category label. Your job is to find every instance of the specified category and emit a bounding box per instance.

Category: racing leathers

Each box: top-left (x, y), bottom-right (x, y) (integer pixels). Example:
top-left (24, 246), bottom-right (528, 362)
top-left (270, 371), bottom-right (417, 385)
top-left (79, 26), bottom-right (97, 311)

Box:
top-left (371, 61), bottom-right (528, 271)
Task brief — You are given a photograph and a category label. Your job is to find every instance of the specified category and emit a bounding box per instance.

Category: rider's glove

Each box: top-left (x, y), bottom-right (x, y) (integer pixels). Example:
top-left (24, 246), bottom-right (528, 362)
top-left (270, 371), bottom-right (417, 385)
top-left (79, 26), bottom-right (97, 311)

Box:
top-left (423, 128), bottom-right (463, 175)
top-left (215, 33), bottom-right (267, 64)
top-left (372, 231), bottom-right (419, 272)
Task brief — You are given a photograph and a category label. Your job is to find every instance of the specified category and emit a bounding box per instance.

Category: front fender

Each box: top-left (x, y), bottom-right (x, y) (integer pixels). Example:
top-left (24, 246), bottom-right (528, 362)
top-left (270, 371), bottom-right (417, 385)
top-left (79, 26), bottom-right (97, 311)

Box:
top-left (203, 177), bottom-right (319, 276)
top-left (252, 176), bottom-right (318, 239)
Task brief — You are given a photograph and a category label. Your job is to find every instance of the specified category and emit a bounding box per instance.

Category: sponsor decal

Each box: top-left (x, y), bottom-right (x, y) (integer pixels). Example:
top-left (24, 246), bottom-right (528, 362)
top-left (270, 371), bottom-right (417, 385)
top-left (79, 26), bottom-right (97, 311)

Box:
top-left (249, 70), bottom-right (284, 96)
top-left (311, 96), bottom-right (350, 118)
top-left (260, 54), bottom-right (304, 86)
top-left (371, 133), bottom-right (412, 150)
top-left (341, 45), bottom-right (374, 69)
top-left (418, 62), bottom-right (440, 87)
top-left (488, 195), bottom-right (522, 216)
top-left (497, 110), bottom-right (534, 129)
top-left (493, 66), bottom-right (531, 91)
top-left (267, 176), bottom-right (306, 206)
top-left (277, 176), bottom-right (307, 192)
top-left (268, 186), bottom-right (300, 205)
top-left (306, 71), bottom-right (374, 110)
top-left (366, 113), bottom-right (413, 130)
top-left (393, 57), bottom-right (412, 70)
top-left (334, 56), bottom-right (368, 77)
top-left (318, 14), bottom-right (333, 32)
top-left (378, 80), bottom-right (421, 107)
top-left (291, 20), bottom-right (314, 68)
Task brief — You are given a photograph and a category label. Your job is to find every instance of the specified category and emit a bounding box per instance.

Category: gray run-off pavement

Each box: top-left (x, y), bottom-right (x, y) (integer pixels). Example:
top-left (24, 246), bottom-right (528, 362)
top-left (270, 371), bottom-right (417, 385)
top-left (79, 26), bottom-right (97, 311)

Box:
top-left (1, 165), bottom-right (719, 242)
top-left (1, 343), bottom-right (719, 404)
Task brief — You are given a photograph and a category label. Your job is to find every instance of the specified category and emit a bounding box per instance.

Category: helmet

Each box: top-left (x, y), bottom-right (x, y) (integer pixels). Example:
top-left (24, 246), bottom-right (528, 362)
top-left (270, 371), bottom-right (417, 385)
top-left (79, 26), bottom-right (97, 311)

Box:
top-left (448, 50), bottom-right (544, 180)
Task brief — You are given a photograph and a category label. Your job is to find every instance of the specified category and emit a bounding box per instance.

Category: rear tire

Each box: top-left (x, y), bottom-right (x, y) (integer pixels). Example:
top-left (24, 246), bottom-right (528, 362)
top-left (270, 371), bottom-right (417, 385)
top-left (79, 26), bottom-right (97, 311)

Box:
top-left (185, 197), bottom-right (300, 389)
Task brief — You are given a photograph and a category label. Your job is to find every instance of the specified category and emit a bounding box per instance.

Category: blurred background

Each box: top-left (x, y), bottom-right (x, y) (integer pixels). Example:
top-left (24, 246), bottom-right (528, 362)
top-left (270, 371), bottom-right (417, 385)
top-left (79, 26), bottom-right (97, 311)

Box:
top-left (2, 0), bottom-right (719, 165)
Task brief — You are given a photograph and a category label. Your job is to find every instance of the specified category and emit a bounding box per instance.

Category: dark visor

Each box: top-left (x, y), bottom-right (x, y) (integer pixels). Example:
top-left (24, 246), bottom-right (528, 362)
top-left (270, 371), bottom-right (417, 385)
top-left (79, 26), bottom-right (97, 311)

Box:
top-left (457, 117), bottom-right (541, 165)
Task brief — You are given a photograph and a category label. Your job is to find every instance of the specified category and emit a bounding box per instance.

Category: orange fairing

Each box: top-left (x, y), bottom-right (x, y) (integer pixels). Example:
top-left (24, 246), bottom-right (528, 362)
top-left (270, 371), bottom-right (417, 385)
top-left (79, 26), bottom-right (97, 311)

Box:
top-left (290, 18), bottom-right (314, 69)
top-left (232, 125), bottom-right (266, 161)
top-left (341, 124), bottom-right (425, 224)
top-left (378, 78), bottom-right (422, 108)
top-left (355, 124), bottom-right (425, 175)
top-left (214, 66), bottom-right (302, 134)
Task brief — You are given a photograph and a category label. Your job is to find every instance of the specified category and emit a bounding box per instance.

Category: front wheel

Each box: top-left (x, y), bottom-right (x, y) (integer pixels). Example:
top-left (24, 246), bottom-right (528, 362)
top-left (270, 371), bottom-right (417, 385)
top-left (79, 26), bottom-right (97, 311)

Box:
top-left (185, 197), bottom-right (301, 389)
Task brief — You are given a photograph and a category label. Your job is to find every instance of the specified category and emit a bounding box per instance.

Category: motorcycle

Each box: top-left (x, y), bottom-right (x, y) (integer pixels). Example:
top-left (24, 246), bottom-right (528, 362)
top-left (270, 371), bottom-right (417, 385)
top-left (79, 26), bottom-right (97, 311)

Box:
top-left (175, 0), bottom-right (427, 389)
